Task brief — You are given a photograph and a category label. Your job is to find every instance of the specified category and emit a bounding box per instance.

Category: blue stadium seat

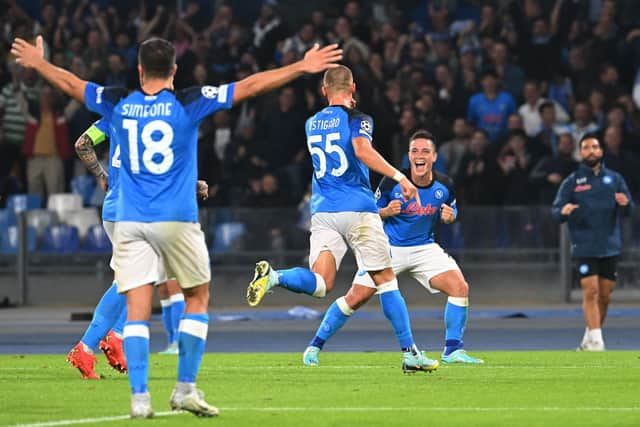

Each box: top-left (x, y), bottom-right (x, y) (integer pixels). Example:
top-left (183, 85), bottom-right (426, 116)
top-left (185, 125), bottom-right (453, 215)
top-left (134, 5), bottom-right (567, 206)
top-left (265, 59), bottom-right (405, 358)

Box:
top-left (7, 194), bottom-right (41, 215)
top-left (40, 224), bottom-right (80, 253)
top-left (0, 225), bottom-right (37, 254)
top-left (71, 175), bottom-right (97, 206)
top-left (211, 222), bottom-right (245, 253)
top-left (83, 224), bottom-right (112, 253)
top-left (0, 208), bottom-right (16, 230)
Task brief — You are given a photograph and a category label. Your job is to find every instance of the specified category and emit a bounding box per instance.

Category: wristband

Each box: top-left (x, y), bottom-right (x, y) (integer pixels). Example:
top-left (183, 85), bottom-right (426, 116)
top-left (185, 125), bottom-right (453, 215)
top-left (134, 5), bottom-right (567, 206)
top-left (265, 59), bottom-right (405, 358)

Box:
top-left (392, 170), bottom-right (405, 182)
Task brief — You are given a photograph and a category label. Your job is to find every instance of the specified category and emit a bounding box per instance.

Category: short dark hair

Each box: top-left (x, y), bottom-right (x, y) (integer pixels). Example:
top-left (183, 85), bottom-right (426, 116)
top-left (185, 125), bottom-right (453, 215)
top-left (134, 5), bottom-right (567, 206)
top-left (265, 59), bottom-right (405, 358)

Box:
top-left (579, 133), bottom-right (600, 149)
top-left (138, 38), bottom-right (176, 79)
top-left (409, 130), bottom-right (437, 150)
top-left (538, 101), bottom-right (555, 114)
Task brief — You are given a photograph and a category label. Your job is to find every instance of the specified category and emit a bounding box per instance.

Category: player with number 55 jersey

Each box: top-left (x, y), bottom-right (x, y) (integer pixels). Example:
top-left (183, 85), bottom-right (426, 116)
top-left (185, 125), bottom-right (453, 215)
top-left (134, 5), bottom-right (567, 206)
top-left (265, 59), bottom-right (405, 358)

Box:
top-left (247, 65), bottom-right (439, 374)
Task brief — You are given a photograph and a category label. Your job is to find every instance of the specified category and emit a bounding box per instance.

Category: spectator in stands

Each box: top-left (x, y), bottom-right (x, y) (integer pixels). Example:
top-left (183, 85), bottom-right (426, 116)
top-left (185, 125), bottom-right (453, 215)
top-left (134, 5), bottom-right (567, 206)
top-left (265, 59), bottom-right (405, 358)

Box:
top-left (489, 39), bottom-right (525, 101)
top-left (22, 86), bottom-right (70, 201)
top-left (518, 80), bottom-right (569, 138)
top-left (439, 118), bottom-right (471, 178)
top-left (0, 60), bottom-right (29, 200)
top-left (602, 126), bottom-right (640, 200)
top-left (532, 101), bottom-right (562, 158)
top-left (497, 130), bottom-right (535, 205)
top-left (530, 132), bottom-right (579, 204)
top-left (467, 69), bottom-right (516, 142)
top-left (559, 101), bottom-right (599, 160)
top-left (457, 129), bottom-right (501, 205)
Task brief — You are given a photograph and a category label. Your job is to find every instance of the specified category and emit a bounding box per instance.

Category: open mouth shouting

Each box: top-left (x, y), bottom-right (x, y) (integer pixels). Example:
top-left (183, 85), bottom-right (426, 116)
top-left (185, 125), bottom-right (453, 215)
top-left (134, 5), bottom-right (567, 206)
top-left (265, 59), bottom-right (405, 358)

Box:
top-left (413, 159), bottom-right (427, 174)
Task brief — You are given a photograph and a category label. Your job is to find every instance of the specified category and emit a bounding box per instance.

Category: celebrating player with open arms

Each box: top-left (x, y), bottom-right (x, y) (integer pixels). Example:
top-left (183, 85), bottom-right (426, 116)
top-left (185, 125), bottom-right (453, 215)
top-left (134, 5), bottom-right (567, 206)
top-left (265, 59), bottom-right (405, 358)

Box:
top-left (12, 34), bottom-right (342, 418)
top-left (302, 130), bottom-right (483, 366)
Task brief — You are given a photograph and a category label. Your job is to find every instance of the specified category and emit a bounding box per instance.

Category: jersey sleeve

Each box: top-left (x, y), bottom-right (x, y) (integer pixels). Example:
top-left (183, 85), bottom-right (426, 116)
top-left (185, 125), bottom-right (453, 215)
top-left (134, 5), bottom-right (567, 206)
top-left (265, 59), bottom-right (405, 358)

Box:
top-left (349, 113), bottom-right (374, 142)
top-left (85, 118), bottom-right (109, 146)
top-left (375, 177), bottom-right (395, 209)
top-left (551, 174), bottom-right (574, 223)
top-left (84, 82), bottom-right (127, 118)
top-left (177, 83), bottom-right (235, 123)
top-left (436, 172), bottom-right (458, 218)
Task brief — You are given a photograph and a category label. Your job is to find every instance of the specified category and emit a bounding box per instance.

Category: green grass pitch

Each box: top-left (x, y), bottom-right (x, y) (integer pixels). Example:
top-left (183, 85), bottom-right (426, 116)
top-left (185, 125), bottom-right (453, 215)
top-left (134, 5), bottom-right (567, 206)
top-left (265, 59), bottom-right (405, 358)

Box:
top-left (0, 352), bottom-right (638, 427)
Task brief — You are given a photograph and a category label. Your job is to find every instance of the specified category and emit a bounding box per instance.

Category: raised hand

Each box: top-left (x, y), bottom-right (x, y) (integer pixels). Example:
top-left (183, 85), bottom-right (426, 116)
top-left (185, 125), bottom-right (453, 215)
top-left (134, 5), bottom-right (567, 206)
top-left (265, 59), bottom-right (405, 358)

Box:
top-left (11, 35), bottom-right (45, 68)
top-left (440, 203), bottom-right (455, 224)
top-left (614, 192), bottom-right (629, 206)
top-left (561, 203), bottom-right (579, 216)
top-left (197, 180), bottom-right (209, 200)
top-left (300, 43), bottom-right (343, 73)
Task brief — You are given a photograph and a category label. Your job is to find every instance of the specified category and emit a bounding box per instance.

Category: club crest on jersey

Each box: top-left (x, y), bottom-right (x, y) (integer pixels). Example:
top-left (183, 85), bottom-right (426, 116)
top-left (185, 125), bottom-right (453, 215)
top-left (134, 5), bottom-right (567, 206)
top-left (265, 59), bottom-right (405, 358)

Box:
top-left (201, 86), bottom-right (218, 99)
top-left (434, 189), bottom-right (444, 200)
top-left (602, 176), bottom-right (612, 185)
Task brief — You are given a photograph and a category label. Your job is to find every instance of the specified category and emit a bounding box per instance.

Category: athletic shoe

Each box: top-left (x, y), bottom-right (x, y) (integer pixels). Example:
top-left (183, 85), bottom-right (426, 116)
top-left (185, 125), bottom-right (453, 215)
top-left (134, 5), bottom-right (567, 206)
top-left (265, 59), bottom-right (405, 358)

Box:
top-left (247, 260), bottom-right (278, 307)
top-left (441, 349), bottom-right (484, 364)
top-left (170, 388), bottom-right (219, 417)
top-left (66, 343), bottom-right (100, 379)
top-left (402, 350), bottom-right (440, 373)
top-left (581, 340), bottom-right (606, 352)
top-left (131, 392), bottom-right (154, 419)
top-left (303, 346), bottom-right (320, 366)
top-left (159, 342), bottom-right (179, 355)
top-left (99, 330), bottom-right (127, 373)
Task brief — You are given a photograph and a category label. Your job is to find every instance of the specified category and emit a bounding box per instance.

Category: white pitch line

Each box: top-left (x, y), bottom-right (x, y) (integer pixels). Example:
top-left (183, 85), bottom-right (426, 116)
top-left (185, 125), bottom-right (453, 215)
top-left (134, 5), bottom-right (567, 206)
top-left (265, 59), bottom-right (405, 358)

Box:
top-left (9, 411), bottom-right (180, 427)
top-left (8, 407), bottom-right (640, 427)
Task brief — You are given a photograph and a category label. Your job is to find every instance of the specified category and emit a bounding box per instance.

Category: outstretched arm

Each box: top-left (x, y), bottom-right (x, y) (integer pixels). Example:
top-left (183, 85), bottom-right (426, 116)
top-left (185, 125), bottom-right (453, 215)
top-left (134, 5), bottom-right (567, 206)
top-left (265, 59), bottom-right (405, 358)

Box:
top-left (75, 128), bottom-right (108, 191)
top-left (232, 43), bottom-right (342, 104)
top-left (11, 36), bottom-right (87, 103)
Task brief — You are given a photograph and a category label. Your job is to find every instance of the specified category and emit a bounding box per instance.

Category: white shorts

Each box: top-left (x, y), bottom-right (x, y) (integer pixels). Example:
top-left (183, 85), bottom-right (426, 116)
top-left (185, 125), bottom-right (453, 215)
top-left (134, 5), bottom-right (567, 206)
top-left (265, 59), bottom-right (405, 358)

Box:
top-left (309, 212), bottom-right (392, 272)
top-left (354, 243), bottom-right (460, 293)
top-left (112, 221), bottom-right (210, 293)
top-left (103, 221), bottom-right (167, 285)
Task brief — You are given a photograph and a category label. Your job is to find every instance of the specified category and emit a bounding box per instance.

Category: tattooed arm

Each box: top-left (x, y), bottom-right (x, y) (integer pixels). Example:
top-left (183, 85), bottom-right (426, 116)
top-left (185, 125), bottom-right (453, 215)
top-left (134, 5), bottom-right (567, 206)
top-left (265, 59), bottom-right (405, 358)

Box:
top-left (75, 132), bottom-right (108, 191)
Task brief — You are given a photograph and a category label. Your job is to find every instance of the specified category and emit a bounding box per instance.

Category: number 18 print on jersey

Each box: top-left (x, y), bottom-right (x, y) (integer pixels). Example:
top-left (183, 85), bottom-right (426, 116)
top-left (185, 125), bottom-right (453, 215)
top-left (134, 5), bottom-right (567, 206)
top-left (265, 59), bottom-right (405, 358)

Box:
top-left (84, 82), bottom-right (235, 222)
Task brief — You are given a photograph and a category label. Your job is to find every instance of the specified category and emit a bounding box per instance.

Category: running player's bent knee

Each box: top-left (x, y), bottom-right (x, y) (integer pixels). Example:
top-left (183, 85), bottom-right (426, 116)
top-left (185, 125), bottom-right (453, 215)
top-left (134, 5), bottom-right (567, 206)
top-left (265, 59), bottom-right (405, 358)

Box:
top-left (376, 278), bottom-right (399, 294)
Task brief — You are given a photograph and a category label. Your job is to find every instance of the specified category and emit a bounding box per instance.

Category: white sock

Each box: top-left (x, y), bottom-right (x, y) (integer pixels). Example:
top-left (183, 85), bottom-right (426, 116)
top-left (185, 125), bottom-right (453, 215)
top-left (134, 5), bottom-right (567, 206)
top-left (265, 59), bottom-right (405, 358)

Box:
top-left (588, 328), bottom-right (603, 343)
top-left (312, 273), bottom-right (327, 298)
top-left (81, 342), bottom-right (94, 354)
top-left (580, 327), bottom-right (589, 345)
top-left (176, 381), bottom-right (196, 395)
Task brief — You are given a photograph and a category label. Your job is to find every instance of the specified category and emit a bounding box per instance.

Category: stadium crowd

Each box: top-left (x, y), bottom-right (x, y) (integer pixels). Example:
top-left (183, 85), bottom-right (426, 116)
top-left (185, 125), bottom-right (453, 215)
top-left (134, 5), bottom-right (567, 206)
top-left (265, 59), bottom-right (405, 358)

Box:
top-left (2, 0), bottom-right (640, 210)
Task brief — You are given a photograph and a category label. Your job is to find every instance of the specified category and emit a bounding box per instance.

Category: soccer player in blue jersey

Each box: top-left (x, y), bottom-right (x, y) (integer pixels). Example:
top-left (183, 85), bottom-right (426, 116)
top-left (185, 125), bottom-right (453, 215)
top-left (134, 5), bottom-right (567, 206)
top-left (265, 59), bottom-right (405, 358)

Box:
top-left (67, 119), bottom-right (196, 379)
top-left (12, 35), bottom-right (342, 417)
top-left (302, 130), bottom-right (483, 365)
top-left (247, 66), bottom-right (440, 373)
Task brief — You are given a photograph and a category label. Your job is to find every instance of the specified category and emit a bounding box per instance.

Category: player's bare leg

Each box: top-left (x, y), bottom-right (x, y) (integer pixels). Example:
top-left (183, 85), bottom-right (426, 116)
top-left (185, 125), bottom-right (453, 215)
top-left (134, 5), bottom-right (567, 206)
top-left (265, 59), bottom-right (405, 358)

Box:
top-left (169, 282), bottom-right (218, 417)
top-left (579, 276), bottom-right (605, 351)
top-left (597, 278), bottom-right (614, 325)
top-left (247, 250), bottom-right (334, 306)
top-left (429, 270), bottom-right (483, 363)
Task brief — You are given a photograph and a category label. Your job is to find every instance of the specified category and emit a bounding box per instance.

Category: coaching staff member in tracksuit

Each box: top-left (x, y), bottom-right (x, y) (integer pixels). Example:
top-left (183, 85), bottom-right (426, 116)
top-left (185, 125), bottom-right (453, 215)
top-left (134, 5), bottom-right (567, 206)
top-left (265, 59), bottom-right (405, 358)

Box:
top-left (552, 135), bottom-right (634, 351)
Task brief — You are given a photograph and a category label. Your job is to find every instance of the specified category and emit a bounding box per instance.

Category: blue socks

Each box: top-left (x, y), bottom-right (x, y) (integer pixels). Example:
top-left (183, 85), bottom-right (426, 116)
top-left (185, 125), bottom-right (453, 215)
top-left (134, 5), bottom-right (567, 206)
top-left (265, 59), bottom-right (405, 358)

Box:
top-left (379, 289), bottom-right (415, 350)
top-left (161, 294), bottom-right (186, 345)
top-left (177, 313), bottom-right (209, 383)
top-left (309, 297), bottom-right (353, 349)
top-left (112, 306), bottom-right (127, 336)
top-left (170, 294), bottom-right (185, 342)
top-left (444, 297), bottom-right (468, 355)
top-left (123, 321), bottom-right (150, 394)
top-left (277, 268), bottom-right (326, 297)
top-left (160, 299), bottom-right (173, 344)
top-left (81, 282), bottom-right (125, 349)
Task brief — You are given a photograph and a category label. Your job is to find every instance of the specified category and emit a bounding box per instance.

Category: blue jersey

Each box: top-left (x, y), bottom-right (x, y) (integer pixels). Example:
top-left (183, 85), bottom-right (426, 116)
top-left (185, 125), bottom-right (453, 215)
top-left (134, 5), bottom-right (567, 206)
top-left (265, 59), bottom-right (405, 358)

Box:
top-left (376, 171), bottom-right (457, 247)
top-left (84, 118), bottom-right (118, 221)
top-left (306, 105), bottom-right (378, 214)
top-left (84, 82), bottom-right (235, 222)
top-left (467, 91), bottom-right (516, 142)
